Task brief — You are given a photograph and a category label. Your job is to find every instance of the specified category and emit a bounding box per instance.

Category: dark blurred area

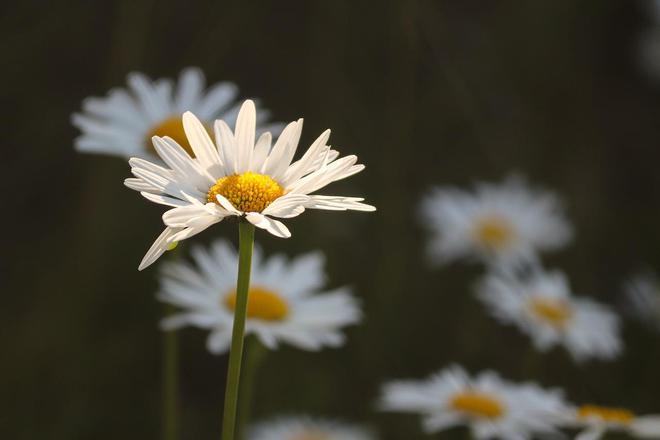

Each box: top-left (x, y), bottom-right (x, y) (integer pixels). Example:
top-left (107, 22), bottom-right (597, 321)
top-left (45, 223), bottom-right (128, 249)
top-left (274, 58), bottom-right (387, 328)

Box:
top-left (3, 1), bottom-right (660, 439)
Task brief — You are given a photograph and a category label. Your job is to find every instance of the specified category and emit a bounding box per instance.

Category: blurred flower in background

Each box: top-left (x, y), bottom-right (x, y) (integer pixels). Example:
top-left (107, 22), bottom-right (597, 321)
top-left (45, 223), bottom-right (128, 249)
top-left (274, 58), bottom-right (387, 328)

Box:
top-left (126, 100), bottom-right (374, 269)
top-left (379, 365), bottom-right (567, 439)
top-left (248, 416), bottom-right (375, 440)
top-left (158, 239), bottom-right (361, 354)
top-left (419, 176), bottom-right (572, 267)
top-left (625, 270), bottom-right (660, 332)
top-left (476, 269), bottom-right (622, 362)
top-left (562, 404), bottom-right (660, 440)
top-left (638, 0), bottom-right (660, 82)
top-left (72, 67), bottom-right (281, 160)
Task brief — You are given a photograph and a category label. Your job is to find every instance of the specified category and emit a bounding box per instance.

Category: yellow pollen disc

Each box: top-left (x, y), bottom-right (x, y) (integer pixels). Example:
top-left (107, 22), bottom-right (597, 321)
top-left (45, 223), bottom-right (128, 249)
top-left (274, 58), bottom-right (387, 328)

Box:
top-left (578, 405), bottom-right (634, 425)
top-left (207, 172), bottom-right (284, 212)
top-left (224, 286), bottom-right (289, 321)
top-left (529, 297), bottom-right (573, 328)
top-left (450, 392), bottom-right (505, 419)
top-left (474, 216), bottom-right (514, 250)
top-left (146, 115), bottom-right (211, 157)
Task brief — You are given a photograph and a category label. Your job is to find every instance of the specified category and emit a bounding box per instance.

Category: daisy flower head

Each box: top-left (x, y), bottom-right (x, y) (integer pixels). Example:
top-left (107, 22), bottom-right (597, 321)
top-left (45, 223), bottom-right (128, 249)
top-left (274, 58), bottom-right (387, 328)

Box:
top-left (379, 365), bottom-right (568, 440)
top-left (419, 176), bottom-right (572, 266)
top-left (72, 67), bottom-right (281, 160)
top-left (476, 268), bottom-right (622, 362)
top-left (563, 404), bottom-right (660, 440)
top-left (248, 416), bottom-right (375, 440)
top-left (126, 99), bottom-right (375, 270)
top-left (158, 239), bottom-right (362, 354)
top-left (624, 270), bottom-right (660, 331)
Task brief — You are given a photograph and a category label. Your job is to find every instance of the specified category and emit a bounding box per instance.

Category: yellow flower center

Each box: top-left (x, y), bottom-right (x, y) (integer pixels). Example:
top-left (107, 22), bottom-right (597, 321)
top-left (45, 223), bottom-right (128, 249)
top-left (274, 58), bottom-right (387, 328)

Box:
top-left (449, 392), bottom-right (505, 419)
top-left (146, 115), bottom-right (212, 157)
top-left (207, 172), bottom-right (284, 212)
top-left (577, 405), bottom-right (634, 425)
top-left (529, 297), bottom-right (573, 328)
top-left (224, 286), bottom-right (289, 321)
top-left (474, 216), bottom-right (514, 250)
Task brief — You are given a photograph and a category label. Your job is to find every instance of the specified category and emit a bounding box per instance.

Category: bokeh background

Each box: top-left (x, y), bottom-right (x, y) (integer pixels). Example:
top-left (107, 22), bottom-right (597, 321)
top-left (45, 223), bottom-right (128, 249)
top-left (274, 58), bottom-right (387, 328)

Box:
top-left (4, 1), bottom-right (660, 438)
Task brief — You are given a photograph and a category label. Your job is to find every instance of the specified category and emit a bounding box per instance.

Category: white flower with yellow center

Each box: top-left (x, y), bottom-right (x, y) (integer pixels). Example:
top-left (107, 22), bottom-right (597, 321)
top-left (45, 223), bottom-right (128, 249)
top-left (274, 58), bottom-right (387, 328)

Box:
top-left (564, 404), bottom-right (660, 440)
top-left (72, 67), bottom-right (281, 160)
top-left (157, 239), bottom-right (362, 354)
top-left (476, 269), bottom-right (622, 362)
top-left (379, 366), bottom-right (567, 440)
top-left (125, 99), bottom-right (375, 270)
top-left (248, 416), bottom-right (374, 440)
top-left (419, 177), bottom-right (572, 266)
top-left (625, 271), bottom-right (660, 332)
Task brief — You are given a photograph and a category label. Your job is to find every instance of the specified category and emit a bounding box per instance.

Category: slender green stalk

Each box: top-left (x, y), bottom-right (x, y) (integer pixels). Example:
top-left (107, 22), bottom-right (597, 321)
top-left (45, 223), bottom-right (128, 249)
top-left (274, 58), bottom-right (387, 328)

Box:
top-left (236, 337), bottom-right (268, 440)
top-left (162, 302), bottom-right (179, 440)
top-left (222, 221), bottom-right (255, 440)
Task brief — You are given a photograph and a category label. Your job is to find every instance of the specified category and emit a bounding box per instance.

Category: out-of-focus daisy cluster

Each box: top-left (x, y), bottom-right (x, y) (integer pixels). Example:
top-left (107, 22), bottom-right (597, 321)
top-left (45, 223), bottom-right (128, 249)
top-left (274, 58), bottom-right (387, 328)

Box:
top-left (72, 67), bottom-right (660, 440)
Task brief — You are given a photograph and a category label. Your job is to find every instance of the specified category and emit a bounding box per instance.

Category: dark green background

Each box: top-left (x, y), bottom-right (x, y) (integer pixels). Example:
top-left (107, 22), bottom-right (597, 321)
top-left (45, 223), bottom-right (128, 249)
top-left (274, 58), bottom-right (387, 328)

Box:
top-left (3, 1), bottom-right (660, 438)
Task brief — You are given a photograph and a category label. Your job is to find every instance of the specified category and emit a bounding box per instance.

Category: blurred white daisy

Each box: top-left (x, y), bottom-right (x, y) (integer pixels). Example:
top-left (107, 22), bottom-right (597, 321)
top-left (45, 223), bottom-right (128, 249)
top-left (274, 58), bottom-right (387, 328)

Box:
top-left (248, 416), bottom-right (374, 440)
top-left (72, 67), bottom-right (281, 160)
top-left (126, 99), bottom-right (374, 270)
top-left (419, 176), bottom-right (572, 266)
top-left (638, 0), bottom-right (660, 83)
top-left (625, 271), bottom-right (660, 331)
top-left (563, 404), bottom-right (660, 440)
top-left (476, 269), bottom-right (622, 362)
top-left (638, 27), bottom-right (660, 82)
top-left (379, 365), bottom-right (567, 440)
top-left (158, 239), bottom-right (362, 354)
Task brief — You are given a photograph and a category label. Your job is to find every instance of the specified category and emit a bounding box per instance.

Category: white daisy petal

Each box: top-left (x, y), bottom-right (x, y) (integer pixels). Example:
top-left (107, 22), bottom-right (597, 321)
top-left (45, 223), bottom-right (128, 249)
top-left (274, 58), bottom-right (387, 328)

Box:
top-left (576, 427), bottom-right (606, 440)
top-left (182, 111), bottom-right (221, 170)
top-left (234, 100), bottom-right (256, 173)
top-left (168, 215), bottom-right (222, 242)
top-left (245, 213), bottom-right (291, 238)
top-left (127, 72), bottom-right (166, 122)
top-left (281, 129), bottom-right (330, 186)
top-left (262, 194), bottom-right (309, 218)
top-left (196, 82), bottom-right (239, 120)
top-left (174, 67), bottom-right (204, 113)
top-left (139, 191), bottom-right (189, 208)
top-left (138, 227), bottom-right (181, 271)
top-left (124, 177), bottom-right (161, 193)
top-left (262, 119), bottom-right (303, 179)
top-left (251, 131), bottom-right (272, 172)
top-left (632, 415), bottom-right (660, 437)
top-left (214, 194), bottom-right (242, 216)
top-left (214, 119), bottom-right (237, 175)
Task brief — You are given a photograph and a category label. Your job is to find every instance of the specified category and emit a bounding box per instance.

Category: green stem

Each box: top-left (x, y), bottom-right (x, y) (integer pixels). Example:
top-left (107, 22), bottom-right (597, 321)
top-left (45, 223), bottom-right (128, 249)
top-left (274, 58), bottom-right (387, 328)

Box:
top-left (162, 303), bottom-right (179, 440)
top-left (237, 337), bottom-right (268, 440)
top-left (221, 221), bottom-right (255, 440)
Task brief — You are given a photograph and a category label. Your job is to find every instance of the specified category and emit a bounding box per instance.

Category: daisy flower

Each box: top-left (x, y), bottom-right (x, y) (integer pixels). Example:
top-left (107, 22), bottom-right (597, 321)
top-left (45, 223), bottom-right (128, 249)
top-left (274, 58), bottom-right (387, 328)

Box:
top-left (625, 271), bottom-right (660, 331)
top-left (476, 269), bottom-right (622, 362)
top-left (157, 239), bottom-right (362, 354)
top-left (125, 99), bottom-right (375, 270)
top-left (248, 416), bottom-right (374, 440)
top-left (419, 176), bottom-right (572, 266)
top-left (563, 404), bottom-right (660, 440)
top-left (72, 67), bottom-right (281, 160)
top-left (379, 365), bottom-right (567, 440)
